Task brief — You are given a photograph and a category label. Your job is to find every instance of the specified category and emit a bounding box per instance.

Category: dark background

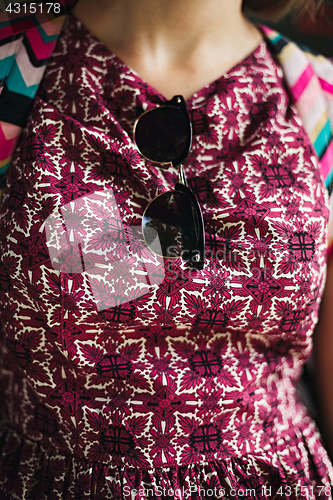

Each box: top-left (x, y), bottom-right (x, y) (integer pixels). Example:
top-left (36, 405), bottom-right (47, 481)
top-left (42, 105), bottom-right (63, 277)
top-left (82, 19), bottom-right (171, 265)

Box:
top-left (249, 0), bottom-right (333, 57)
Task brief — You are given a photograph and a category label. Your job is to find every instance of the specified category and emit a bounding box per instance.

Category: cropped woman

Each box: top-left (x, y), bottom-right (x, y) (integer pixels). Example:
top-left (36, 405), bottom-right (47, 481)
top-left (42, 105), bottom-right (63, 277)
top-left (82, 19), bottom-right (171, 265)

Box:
top-left (0, 0), bottom-right (333, 498)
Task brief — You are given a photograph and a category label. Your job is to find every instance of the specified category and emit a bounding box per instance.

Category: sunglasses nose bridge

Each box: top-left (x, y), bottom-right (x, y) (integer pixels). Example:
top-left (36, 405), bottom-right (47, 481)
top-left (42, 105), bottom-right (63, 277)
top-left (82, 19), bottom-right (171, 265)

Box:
top-left (178, 164), bottom-right (188, 186)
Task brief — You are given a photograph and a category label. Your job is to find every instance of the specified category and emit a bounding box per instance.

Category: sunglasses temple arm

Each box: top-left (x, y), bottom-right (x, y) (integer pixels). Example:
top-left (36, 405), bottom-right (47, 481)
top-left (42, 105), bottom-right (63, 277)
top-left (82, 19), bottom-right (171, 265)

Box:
top-left (178, 164), bottom-right (188, 186)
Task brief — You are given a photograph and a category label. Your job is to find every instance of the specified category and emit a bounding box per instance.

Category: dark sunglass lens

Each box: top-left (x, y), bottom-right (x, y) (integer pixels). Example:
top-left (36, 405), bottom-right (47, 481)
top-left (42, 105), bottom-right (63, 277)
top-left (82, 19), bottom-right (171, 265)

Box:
top-left (143, 191), bottom-right (199, 259)
top-left (135, 107), bottom-right (189, 163)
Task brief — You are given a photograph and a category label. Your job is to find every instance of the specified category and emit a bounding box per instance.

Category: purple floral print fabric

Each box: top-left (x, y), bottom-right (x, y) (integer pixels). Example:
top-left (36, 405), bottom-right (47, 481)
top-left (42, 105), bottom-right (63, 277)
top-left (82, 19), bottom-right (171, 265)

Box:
top-left (0, 14), bottom-right (332, 500)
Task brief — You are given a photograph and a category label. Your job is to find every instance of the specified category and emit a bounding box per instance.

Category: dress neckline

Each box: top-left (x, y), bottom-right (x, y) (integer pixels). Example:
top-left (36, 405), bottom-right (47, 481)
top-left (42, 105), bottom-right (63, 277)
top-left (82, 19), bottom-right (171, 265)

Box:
top-left (68, 13), bottom-right (266, 105)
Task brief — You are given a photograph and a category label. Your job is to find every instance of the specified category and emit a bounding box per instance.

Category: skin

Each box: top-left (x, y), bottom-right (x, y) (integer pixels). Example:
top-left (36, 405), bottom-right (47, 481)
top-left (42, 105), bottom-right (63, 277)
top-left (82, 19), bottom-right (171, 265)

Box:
top-left (72, 0), bottom-right (263, 101)
top-left (73, 0), bottom-right (333, 459)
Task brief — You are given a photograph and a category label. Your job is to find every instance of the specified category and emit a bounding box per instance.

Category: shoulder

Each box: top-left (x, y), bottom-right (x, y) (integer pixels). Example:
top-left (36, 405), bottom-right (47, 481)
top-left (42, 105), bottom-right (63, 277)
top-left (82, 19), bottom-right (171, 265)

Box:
top-left (259, 26), bottom-right (333, 214)
top-left (260, 25), bottom-right (333, 155)
top-left (260, 25), bottom-right (333, 72)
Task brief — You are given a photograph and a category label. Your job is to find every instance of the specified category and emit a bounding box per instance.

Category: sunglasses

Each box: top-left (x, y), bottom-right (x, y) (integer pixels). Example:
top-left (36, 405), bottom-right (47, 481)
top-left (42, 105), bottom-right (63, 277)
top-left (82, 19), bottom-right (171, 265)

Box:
top-left (133, 95), bottom-right (205, 270)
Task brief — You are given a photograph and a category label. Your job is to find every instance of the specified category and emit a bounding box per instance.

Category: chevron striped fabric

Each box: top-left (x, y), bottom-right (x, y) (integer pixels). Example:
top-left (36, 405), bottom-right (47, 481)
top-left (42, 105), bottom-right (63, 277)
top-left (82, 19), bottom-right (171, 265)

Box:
top-left (0, 11), bottom-right (332, 258)
top-left (0, 0), bottom-right (75, 181)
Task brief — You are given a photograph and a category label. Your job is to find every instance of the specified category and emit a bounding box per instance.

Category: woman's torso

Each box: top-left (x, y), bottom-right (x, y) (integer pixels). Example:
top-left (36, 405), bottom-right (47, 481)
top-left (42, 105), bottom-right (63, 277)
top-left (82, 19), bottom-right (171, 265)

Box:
top-left (0, 14), bottom-right (332, 498)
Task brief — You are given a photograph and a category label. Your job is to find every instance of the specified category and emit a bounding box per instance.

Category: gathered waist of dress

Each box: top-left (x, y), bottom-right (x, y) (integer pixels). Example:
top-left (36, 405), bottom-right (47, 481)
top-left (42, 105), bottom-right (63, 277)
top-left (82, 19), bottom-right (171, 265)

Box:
top-left (0, 349), bottom-right (313, 468)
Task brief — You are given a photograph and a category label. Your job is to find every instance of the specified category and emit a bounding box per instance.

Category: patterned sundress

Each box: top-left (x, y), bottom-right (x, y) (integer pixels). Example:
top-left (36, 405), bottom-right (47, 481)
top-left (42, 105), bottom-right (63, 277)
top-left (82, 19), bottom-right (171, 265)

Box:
top-left (0, 14), bottom-right (332, 500)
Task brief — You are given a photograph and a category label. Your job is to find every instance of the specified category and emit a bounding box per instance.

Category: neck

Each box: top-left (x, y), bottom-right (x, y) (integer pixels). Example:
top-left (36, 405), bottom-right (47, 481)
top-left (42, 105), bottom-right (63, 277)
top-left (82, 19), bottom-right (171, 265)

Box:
top-left (74, 0), bottom-right (254, 61)
top-left (106, 1), bottom-right (242, 42)
top-left (72, 0), bottom-right (262, 100)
